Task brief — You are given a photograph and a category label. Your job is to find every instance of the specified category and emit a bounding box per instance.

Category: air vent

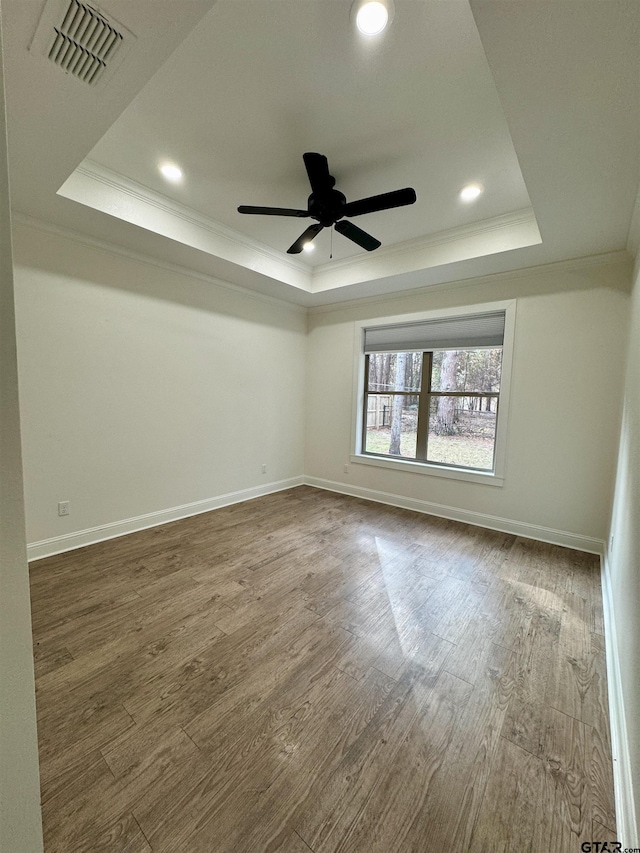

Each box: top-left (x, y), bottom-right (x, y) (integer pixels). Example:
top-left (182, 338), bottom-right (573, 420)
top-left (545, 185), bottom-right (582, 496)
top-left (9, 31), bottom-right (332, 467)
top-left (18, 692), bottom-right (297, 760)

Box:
top-left (30, 0), bottom-right (135, 87)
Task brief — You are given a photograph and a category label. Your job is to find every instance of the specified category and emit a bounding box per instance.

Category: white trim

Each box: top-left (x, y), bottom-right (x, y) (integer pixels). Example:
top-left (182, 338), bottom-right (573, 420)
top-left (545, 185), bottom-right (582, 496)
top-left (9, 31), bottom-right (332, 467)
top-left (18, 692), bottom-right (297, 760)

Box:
top-left (311, 209), bottom-right (541, 294)
top-left (304, 476), bottom-right (605, 554)
top-left (601, 547), bottom-right (638, 848)
top-left (27, 472), bottom-right (607, 563)
top-left (313, 208), bottom-right (538, 276)
top-left (350, 299), bottom-right (515, 485)
top-left (57, 165), bottom-right (311, 294)
top-left (308, 250), bottom-right (631, 316)
top-left (74, 161), bottom-right (310, 278)
top-left (12, 213), bottom-right (308, 315)
top-left (349, 452), bottom-right (504, 486)
top-left (13, 213), bottom-right (630, 316)
top-left (62, 161), bottom-right (542, 295)
top-left (27, 477), bottom-right (305, 561)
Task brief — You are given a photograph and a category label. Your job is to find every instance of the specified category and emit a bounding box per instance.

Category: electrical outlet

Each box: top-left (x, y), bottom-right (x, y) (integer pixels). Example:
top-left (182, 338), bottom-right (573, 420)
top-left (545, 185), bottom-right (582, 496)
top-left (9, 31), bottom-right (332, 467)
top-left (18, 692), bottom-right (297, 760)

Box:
top-left (261, 464), bottom-right (267, 474)
top-left (58, 501), bottom-right (70, 517)
top-left (344, 464), bottom-right (349, 474)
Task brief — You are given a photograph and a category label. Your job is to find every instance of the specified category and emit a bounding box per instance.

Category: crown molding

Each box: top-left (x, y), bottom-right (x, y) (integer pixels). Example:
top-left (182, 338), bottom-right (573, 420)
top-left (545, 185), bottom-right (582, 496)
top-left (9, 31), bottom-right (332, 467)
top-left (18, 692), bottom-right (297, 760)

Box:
top-left (75, 160), bottom-right (311, 277)
top-left (310, 206), bottom-right (542, 294)
top-left (13, 213), bottom-right (630, 318)
top-left (58, 161), bottom-right (312, 293)
top-left (12, 212), bottom-right (308, 314)
top-left (312, 208), bottom-right (538, 278)
top-left (61, 161), bottom-right (544, 297)
top-left (307, 250), bottom-right (632, 315)
top-left (72, 162), bottom-right (539, 287)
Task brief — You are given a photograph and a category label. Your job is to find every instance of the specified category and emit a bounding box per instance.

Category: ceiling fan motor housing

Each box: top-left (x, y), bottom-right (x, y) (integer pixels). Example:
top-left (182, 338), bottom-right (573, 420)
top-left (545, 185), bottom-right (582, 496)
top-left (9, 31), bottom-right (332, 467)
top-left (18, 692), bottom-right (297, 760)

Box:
top-left (308, 190), bottom-right (346, 226)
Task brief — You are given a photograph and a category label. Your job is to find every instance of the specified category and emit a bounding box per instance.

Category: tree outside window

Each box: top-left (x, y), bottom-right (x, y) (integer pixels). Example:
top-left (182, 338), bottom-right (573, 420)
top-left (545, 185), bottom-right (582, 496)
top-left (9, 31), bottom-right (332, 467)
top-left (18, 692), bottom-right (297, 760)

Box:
top-left (363, 347), bottom-right (502, 472)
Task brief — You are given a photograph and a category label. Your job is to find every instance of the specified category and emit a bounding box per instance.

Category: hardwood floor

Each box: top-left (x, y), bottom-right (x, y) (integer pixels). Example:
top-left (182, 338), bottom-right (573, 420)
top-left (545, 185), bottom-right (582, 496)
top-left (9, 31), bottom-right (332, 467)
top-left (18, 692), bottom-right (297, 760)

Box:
top-left (29, 486), bottom-right (617, 852)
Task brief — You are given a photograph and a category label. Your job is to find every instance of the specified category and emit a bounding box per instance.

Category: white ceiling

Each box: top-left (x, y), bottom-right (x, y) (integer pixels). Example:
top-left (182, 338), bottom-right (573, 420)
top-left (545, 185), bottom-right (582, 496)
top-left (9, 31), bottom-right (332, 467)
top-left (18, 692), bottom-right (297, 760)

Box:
top-left (84, 0), bottom-right (533, 263)
top-left (3, 0), bottom-right (640, 306)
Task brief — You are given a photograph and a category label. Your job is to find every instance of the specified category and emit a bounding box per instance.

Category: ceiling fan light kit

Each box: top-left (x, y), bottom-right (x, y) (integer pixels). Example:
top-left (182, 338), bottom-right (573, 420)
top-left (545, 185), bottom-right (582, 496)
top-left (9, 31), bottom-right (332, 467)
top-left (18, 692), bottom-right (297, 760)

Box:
top-left (351, 0), bottom-right (395, 36)
top-left (238, 152), bottom-right (416, 255)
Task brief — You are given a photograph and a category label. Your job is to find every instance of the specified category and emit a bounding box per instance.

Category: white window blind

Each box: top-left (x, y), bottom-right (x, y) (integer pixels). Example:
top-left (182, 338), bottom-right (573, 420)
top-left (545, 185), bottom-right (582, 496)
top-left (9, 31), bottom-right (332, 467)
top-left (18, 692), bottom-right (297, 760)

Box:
top-left (363, 310), bottom-right (505, 353)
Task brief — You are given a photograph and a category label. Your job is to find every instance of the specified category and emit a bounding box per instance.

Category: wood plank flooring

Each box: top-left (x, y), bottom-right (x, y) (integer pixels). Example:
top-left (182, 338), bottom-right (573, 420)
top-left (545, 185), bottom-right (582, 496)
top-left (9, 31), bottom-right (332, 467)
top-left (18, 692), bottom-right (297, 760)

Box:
top-left (29, 486), bottom-right (618, 852)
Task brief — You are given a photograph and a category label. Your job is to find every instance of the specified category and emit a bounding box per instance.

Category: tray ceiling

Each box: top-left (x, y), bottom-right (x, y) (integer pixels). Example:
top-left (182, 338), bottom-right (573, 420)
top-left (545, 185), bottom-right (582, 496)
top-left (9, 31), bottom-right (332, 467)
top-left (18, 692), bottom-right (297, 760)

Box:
top-left (4, 0), bottom-right (639, 305)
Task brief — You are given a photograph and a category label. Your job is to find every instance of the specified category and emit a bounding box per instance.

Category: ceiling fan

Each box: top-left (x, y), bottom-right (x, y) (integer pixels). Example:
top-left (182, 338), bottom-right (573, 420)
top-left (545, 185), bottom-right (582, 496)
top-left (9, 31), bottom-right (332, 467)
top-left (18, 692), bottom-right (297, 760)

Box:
top-left (238, 152), bottom-right (417, 255)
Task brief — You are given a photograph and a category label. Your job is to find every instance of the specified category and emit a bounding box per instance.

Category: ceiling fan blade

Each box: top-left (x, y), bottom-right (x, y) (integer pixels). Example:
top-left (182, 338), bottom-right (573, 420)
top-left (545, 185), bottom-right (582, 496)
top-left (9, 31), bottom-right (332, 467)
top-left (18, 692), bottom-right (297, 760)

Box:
top-left (238, 205), bottom-right (309, 217)
top-left (303, 153), bottom-right (335, 194)
top-left (343, 187), bottom-right (417, 218)
top-left (335, 220), bottom-right (381, 252)
top-left (287, 223), bottom-right (324, 254)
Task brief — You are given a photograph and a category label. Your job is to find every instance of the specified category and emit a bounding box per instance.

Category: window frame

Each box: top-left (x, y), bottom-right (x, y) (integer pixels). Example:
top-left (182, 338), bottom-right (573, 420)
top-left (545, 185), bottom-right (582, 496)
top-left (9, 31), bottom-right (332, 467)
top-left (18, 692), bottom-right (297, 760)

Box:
top-left (350, 300), bottom-right (516, 487)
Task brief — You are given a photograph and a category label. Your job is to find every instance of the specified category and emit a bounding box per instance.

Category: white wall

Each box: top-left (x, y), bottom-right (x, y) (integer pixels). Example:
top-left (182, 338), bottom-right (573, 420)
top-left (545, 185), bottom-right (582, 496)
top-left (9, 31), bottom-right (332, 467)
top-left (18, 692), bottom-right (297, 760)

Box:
top-left (13, 222), bottom-right (306, 547)
top-left (607, 259), bottom-right (640, 841)
top-left (0, 7), bottom-right (44, 850)
top-left (306, 259), bottom-right (630, 547)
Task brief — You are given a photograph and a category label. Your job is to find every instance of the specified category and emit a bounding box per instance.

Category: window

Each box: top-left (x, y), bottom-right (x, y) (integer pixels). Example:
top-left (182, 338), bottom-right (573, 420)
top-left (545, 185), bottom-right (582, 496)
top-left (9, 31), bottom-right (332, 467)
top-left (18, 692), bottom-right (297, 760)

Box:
top-left (352, 302), bottom-right (515, 485)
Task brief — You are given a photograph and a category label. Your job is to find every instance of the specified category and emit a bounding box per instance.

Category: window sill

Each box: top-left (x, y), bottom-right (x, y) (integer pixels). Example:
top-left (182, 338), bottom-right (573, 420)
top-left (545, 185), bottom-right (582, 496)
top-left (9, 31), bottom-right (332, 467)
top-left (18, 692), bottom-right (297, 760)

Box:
top-left (350, 453), bottom-right (504, 487)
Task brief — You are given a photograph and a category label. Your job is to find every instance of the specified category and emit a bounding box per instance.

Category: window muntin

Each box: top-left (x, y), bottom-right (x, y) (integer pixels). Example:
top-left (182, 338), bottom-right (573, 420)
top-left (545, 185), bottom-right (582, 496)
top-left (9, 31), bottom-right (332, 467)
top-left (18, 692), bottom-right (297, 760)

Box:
top-left (363, 347), bottom-right (503, 473)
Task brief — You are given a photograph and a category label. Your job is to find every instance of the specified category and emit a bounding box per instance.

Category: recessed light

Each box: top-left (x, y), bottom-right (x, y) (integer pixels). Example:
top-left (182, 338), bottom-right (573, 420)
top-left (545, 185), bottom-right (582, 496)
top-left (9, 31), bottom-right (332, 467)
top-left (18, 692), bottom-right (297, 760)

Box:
top-left (302, 242), bottom-right (315, 253)
top-left (159, 162), bottom-right (183, 183)
top-left (352, 0), bottom-right (394, 35)
top-left (460, 184), bottom-right (483, 202)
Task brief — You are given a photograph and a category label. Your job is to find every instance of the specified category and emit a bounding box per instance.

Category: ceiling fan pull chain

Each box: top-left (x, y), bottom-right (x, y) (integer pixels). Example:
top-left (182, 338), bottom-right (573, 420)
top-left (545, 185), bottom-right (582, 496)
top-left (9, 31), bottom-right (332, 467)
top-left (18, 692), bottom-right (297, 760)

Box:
top-left (330, 225), bottom-right (333, 259)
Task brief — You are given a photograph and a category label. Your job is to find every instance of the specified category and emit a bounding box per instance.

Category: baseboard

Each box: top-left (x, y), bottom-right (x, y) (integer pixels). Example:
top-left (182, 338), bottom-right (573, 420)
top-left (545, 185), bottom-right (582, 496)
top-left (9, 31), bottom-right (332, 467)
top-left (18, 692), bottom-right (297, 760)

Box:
top-left (27, 476), bottom-right (305, 561)
top-left (303, 476), bottom-right (605, 555)
top-left (601, 548), bottom-right (638, 847)
top-left (29, 472), bottom-right (605, 560)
